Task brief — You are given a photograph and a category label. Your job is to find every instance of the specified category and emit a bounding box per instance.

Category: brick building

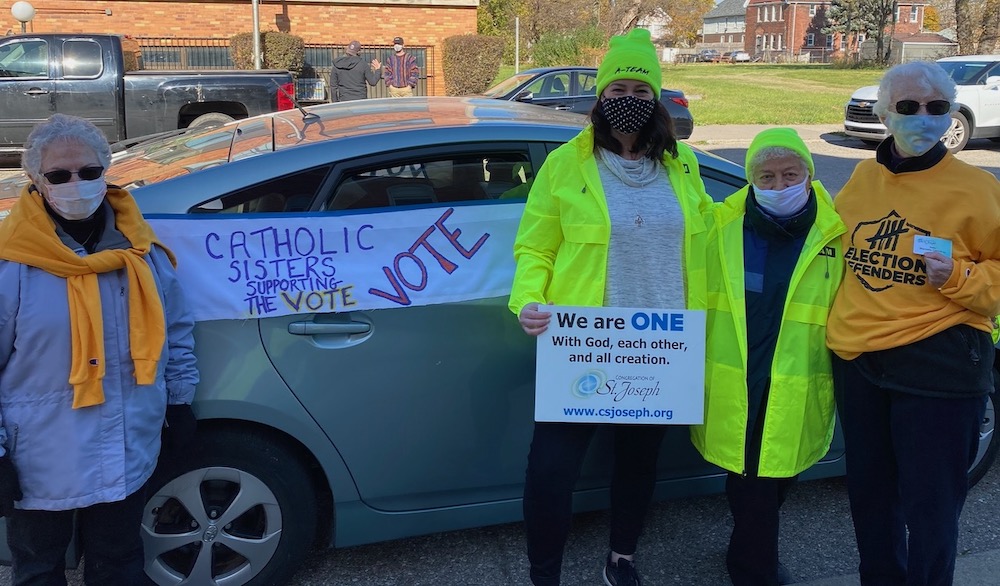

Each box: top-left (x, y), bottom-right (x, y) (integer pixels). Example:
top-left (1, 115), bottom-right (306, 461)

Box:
top-left (1, 0), bottom-right (479, 96)
top-left (743, 0), bottom-right (927, 61)
top-left (701, 0), bottom-right (747, 52)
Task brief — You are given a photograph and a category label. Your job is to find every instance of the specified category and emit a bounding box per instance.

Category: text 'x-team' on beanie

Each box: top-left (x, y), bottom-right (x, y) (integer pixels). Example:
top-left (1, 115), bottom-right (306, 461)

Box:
top-left (596, 28), bottom-right (662, 100)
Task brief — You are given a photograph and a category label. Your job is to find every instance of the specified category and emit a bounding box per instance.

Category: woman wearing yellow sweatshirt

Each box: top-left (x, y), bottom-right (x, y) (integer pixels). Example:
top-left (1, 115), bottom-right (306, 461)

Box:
top-left (827, 61), bottom-right (1000, 585)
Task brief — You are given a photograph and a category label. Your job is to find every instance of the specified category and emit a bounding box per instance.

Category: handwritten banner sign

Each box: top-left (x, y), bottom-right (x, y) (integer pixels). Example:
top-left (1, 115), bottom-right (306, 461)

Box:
top-left (148, 202), bottom-right (524, 322)
top-left (535, 306), bottom-right (706, 425)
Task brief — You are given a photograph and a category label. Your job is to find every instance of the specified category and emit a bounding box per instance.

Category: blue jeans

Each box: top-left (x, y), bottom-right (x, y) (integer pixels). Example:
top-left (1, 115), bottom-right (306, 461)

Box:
top-left (7, 484), bottom-right (147, 586)
top-left (522, 422), bottom-right (666, 586)
top-left (833, 355), bottom-right (986, 586)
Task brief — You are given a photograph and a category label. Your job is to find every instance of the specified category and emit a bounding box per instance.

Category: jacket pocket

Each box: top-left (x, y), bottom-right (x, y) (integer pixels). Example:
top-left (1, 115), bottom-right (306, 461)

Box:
top-left (562, 223), bottom-right (609, 244)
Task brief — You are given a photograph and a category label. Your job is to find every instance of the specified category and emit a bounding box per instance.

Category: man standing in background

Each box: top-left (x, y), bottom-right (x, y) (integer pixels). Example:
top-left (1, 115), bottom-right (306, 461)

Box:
top-left (378, 36), bottom-right (419, 97)
top-left (329, 40), bottom-right (380, 102)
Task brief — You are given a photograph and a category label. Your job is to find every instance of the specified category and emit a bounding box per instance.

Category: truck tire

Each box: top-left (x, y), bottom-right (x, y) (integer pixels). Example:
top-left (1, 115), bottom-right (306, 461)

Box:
top-left (142, 429), bottom-right (319, 586)
top-left (188, 113), bottom-right (235, 128)
top-left (941, 111), bottom-right (970, 153)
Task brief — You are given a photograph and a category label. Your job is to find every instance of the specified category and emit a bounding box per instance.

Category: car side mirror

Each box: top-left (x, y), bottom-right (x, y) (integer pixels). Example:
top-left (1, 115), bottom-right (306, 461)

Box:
top-left (986, 76), bottom-right (1000, 88)
top-left (515, 90), bottom-right (533, 103)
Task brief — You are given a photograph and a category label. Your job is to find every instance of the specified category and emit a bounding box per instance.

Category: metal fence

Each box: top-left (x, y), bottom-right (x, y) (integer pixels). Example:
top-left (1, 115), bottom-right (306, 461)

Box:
top-left (135, 37), bottom-right (435, 100)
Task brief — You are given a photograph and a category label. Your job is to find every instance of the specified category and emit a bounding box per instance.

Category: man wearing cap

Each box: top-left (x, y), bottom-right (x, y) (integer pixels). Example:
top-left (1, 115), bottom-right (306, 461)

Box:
top-left (329, 40), bottom-right (380, 102)
top-left (690, 128), bottom-right (845, 585)
top-left (380, 36), bottom-right (419, 97)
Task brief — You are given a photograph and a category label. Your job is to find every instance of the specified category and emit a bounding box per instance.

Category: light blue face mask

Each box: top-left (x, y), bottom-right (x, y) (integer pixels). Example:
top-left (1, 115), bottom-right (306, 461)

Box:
top-left (884, 112), bottom-right (952, 157)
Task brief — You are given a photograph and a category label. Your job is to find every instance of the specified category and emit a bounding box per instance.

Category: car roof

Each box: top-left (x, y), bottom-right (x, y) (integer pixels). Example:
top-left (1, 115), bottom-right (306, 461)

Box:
top-left (937, 55), bottom-right (1000, 63)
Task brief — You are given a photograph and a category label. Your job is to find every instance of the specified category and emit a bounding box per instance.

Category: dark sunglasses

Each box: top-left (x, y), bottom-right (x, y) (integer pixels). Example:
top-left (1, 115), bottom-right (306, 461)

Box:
top-left (893, 99), bottom-right (951, 116)
top-left (42, 165), bottom-right (105, 185)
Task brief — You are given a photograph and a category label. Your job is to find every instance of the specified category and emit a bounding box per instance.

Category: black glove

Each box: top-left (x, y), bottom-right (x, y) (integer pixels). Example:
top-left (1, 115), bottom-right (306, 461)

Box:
top-left (162, 403), bottom-right (198, 454)
top-left (0, 454), bottom-right (23, 517)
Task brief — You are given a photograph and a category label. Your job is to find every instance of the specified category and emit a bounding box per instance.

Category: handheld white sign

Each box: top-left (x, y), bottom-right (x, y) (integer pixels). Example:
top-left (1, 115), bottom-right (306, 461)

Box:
top-left (535, 306), bottom-right (706, 425)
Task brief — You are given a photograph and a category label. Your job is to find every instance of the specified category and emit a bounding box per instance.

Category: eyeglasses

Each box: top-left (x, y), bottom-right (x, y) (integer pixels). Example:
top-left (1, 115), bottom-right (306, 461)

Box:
top-left (42, 166), bottom-right (105, 185)
top-left (893, 99), bottom-right (951, 116)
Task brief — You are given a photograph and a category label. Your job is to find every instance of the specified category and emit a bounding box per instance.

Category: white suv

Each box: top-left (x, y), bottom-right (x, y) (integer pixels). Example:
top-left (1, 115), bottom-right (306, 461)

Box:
top-left (844, 55), bottom-right (1000, 152)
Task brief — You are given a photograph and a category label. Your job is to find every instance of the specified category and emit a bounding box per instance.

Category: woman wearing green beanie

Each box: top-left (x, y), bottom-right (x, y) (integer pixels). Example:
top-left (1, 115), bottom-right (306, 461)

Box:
top-left (509, 27), bottom-right (713, 586)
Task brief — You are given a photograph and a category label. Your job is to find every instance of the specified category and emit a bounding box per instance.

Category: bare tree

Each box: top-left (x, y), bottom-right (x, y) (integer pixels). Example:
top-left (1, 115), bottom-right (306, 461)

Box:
top-left (955, 0), bottom-right (1000, 54)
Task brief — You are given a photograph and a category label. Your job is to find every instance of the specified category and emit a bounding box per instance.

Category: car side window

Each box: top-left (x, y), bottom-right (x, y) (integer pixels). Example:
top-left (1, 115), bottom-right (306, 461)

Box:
top-left (325, 151), bottom-right (533, 211)
top-left (189, 165), bottom-right (331, 214)
top-left (526, 73), bottom-right (571, 99)
top-left (0, 40), bottom-right (48, 78)
top-left (577, 72), bottom-right (598, 96)
top-left (62, 40), bottom-right (103, 78)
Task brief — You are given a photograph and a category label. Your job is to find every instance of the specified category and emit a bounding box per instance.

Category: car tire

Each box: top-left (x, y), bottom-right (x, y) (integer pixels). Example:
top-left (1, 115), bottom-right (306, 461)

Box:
top-left (969, 391), bottom-right (998, 488)
top-left (942, 111), bottom-right (970, 153)
top-left (188, 112), bottom-right (236, 128)
top-left (142, 429), bottom-right (319, 586)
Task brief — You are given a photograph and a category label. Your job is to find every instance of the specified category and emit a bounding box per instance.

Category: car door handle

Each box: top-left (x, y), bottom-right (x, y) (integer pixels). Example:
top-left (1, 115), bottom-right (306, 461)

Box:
top-left (554, 105), bottom-right (571, 110)
top-left (287, 321), bottom-right (371, 336)
top-left (23, 88), bottom-right (49, 96)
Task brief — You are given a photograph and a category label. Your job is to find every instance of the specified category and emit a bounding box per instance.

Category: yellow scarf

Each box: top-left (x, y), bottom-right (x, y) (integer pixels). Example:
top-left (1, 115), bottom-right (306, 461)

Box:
top-left (0, 184), bottom-right (175, 408)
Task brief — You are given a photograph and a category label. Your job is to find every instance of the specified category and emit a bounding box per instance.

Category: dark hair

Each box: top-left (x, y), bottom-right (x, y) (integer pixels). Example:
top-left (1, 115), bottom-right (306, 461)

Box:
top-left (590, 99), bottom-right (678, 163)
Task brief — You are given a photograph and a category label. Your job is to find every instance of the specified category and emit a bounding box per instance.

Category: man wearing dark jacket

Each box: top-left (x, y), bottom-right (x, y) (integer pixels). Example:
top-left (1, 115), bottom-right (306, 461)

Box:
top-left (329, 40), bottom-right (380, 102)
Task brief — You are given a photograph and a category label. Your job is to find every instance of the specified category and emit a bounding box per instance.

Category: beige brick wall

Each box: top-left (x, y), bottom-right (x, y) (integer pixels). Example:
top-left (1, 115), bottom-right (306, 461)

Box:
top-left (3, 0), bottom-right (478, 96)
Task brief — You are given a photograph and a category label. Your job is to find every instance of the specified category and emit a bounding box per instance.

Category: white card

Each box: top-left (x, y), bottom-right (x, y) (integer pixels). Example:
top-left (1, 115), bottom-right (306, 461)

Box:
top-left (913, 235), bottom-right (952, 257)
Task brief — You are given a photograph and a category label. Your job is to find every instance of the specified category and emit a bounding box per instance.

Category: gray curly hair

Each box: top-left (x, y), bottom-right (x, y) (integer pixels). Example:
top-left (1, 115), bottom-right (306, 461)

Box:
top-left (874, 61), bottom-right (957, 118)
top-left (21, 114), bottom-right (112, 186)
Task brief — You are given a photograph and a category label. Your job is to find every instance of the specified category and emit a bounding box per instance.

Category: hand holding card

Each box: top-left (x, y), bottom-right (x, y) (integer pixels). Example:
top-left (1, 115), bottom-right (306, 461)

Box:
top-left (913, 235), bottom-right (952, 257)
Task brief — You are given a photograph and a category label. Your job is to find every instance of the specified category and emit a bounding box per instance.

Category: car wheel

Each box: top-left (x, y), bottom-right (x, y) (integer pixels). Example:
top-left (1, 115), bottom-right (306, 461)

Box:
top-left (969, 392), bottom-right (997, 488)
top-left (189, 112), bottom-right (236, 128)
top-left (142, 429), bottom-right (319, 586)
top-left (941, 111), bottom-right (970, 153)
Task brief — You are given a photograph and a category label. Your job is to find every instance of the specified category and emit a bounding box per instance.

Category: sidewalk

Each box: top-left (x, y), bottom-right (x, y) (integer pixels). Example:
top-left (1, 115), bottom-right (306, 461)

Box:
top-left (796, 548), bottom-right (1000, 584)
top-left (688, 124), bottom-right (847, 145)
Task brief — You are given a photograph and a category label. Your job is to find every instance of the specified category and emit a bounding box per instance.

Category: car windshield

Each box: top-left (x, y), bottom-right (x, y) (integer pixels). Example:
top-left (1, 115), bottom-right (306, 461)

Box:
top-left (938, 60), bottom-right (997, 85)
top-left (482, 72), bottom-right (537, 97)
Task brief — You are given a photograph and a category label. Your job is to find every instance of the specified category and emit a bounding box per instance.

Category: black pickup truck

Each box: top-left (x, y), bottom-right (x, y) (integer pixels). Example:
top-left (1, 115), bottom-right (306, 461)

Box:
top-left (0, 33), bottom-right (295, 153)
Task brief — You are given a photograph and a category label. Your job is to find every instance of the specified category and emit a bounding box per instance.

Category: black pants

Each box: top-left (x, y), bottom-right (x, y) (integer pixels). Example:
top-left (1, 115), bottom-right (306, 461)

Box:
top-left (725, 472), bottom-right (796, 586)
top-left (833, 355), bottom-right (986, 586)
top-left (523, 422), bottom-right (666, 586)
top-left (7, 485), bottom-right (148, 586)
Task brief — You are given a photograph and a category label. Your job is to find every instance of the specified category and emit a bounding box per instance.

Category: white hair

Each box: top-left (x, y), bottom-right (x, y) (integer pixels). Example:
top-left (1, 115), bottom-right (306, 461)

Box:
top-left (874, 61), bottom-right (958, 118)
top-left (746, 146), bottom-right (809, 182)
top-left (21, 114), bottom-right (112, 186)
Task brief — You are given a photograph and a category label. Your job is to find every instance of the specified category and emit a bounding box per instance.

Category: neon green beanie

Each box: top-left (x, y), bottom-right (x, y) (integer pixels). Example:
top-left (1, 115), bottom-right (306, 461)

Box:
top-left (744, 127), bottom-right (815, 182)
top-left (596, 28), bottom-right (662, 99)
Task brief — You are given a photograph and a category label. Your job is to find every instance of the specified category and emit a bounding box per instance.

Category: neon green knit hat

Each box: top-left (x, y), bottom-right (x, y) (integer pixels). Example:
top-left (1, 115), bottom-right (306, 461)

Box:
top-left (596, 28), bottom-right (662, 99)
top-left (745, 127), bottom-right (815, 182)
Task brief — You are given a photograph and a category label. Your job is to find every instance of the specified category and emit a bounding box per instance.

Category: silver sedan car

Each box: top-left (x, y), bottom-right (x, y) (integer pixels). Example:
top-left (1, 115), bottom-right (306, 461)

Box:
top-left (0, 97), bottom-right (993, 586)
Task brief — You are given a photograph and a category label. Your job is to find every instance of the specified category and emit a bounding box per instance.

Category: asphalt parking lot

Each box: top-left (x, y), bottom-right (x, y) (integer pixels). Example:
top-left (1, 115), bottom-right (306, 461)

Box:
top-left (0, 126), bottom-right (997, 585)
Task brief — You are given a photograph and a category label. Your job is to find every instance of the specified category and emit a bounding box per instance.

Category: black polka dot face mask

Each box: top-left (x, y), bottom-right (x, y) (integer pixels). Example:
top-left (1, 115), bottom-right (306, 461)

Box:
top-left (600, 95), bottom-right (656, 134)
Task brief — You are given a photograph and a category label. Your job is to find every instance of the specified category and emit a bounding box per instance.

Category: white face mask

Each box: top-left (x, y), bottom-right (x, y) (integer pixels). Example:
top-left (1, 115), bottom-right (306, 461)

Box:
top-left (43, 178), bottom-right (107, 220)
top-left (753, 177), bottom-right (810, 217)
top-left (393, 44), bottom-right (404, 53)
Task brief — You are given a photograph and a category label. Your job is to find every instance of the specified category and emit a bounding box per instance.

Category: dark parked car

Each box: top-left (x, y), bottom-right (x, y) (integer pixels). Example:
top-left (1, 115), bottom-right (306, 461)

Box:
top-left (697, 49), bottom-right (721, 62)
top-left (482, 66), bottom-right (694, 139)
top-left (0, 97), bottom-right (994, 586)
top-left (0, 33), bottom-right (295, 155)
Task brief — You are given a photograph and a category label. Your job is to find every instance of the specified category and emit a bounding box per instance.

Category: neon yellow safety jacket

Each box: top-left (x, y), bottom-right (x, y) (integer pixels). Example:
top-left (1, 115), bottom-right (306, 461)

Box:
top-left (690, 183), bottom-right (846, 477)
top-left (509, 126), bottom-right (714, 315)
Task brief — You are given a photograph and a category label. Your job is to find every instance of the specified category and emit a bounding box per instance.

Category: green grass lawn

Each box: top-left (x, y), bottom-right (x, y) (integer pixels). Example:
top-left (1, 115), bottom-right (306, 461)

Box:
top-left (490, 63), bottom-right (886, 125)
top-left (662, 63), bottom-right (884, 125)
